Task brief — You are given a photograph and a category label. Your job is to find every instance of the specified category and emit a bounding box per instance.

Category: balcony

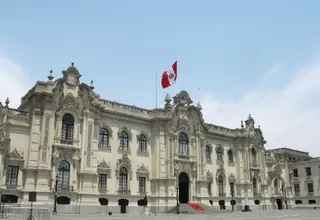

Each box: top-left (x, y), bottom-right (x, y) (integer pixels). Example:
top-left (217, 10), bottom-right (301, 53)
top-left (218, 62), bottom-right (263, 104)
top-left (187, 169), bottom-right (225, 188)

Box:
top-left (6, 184), bottom-right (19, 190)
top-left (54, 137), bottom-right (80, 149)
top-left (174, 154), bottom-right (196, 163)
top-left (118, 190), bottom-right (131, 195)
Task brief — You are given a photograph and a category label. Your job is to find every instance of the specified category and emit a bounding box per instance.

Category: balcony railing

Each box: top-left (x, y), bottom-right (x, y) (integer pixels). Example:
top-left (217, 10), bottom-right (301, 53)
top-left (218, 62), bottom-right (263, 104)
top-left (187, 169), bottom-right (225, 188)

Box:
top-left (118, 190), bottom-right (131, 195)
top-left (60, 138), bottom-right (74, 145)
top-left (6, 184), bottom-right (18, 189)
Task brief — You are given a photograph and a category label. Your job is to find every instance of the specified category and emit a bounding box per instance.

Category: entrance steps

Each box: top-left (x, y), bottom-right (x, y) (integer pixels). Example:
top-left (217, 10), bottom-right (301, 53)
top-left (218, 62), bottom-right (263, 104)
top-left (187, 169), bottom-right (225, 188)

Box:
top-left (167, 203), bottom-right (232, 214)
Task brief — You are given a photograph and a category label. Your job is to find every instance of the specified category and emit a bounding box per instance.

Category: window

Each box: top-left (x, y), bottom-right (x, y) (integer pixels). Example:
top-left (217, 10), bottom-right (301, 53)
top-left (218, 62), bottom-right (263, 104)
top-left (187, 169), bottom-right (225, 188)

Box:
top-left (228, 149), bottom-right (233, 163)
top-left (293, 169), bottom-right (298, 177)
top-left (205, 145), bottom-right (211, 162)
top-left (294, 184), bottom-right (300, 194)
top-left (61, 113), bottom-right (74, 144)
top-left (306, 167), bottom-right (312, 176)
top-left (99, 128), bottom-right (109, 149)
top-left (307, 183), bottom-right (314, 193)
top-left (98, 174), bottom-right (107, 191)
top-left (138, 135), bottom-right (147, 153)
top-left (251, 148), bottom-right (257, 166)
top-left (57, 160), bottom-right (70, 191)
top-left (6, 166), bottom-right (19, 187)
top-left (217, 147), bottom-right (222, 162)
top-left (119, 167), bottom-right (128, 194)
top-left (139, 177), bottom-right (146, 193)
top-left (230, 182), bottom-right (235, 196)
top-left (119, 132), bottom-right (129, 150)
top-left (218, 175), bottom-right (224, 196)
top-left (178, 133), bottom-right (188, 158)
top-left (207, 181), bottom-right (212, 196)
top-left (253, 178), bottom-right (257, 196)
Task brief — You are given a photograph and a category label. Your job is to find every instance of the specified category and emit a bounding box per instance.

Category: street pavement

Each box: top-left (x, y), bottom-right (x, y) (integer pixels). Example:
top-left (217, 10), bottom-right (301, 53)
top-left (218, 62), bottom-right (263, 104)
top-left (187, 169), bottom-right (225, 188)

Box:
top-left (50, 209), bottom-right (320, 220)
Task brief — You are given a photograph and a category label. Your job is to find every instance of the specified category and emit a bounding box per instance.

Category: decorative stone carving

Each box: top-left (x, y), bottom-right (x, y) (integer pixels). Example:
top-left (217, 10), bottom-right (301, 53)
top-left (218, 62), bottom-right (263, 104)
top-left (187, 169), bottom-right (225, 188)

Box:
top-left (206, 170), bottom-right (213, 182)
top-left (41, 115), bottom-right (51, 163)
top-left (173, 90), bottom-right (193, 107)
top-left (118, 127), bottom-right (132, 140)
top-left (215, 144), bottom-right (224, 154)
top-left (228, 173), bottom-right (236, 182)
top-left (97, 159), bottom-right (112, 178)
top-left (6, 148), bottom-right (23, 160)
top-left (136, 164), bottom-right (150, 180)
top-left (115, 154), bottom-right (132, 180)
top-left (177, 115), bottom-right (189, 131)
top-left (216, 165), bottom-right (226, 185)
top-left (63, 94), bottom-right (80, 109)
top-left (86, 123), bottom-right (93, 167)
top-left (174, 161), bottom-right (192, 179)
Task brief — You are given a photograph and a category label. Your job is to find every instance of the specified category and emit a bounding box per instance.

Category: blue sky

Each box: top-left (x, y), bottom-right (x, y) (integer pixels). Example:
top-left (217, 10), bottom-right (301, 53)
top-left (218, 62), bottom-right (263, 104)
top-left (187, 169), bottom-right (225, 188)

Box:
top-left (1, 1), bottom-right (320, 154)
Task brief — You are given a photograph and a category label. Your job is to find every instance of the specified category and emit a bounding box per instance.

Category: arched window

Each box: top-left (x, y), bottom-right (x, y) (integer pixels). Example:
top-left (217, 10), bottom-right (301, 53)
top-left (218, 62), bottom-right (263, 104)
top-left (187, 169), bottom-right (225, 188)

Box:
top-left (61, 113), bottom-right (74, 144)
top-left (218, 175), bottom-right (224, 196)
top-left (205, 145), bottom-right (211, 162)
top-left (217, 147), bottom-right (223, 162)
top-left (138, 134), bottom-right (147, 153)
top-left (99, 128), bottom-right (109, 149)
top-left (253, 177), bottom-right (257, 196)
top-left (251, 148), bottom-right (257, 166)
top-left (178, 133), bottom-right (188, 158)
top-left (119, 167), bottom-right (128, 194)
top-left (228, 150), bottom-right (233, 163)
top-left (57, 160), bottom-right (70, 191)
top-left (119, 132), bottom-right (129, 150)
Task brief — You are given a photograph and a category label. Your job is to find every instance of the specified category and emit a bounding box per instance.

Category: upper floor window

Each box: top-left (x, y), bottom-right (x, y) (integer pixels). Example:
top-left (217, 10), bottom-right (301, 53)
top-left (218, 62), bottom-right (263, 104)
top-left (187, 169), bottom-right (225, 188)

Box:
top-left (119, 131), bottom-right (129, 150)
top-left (61, 113), bottom-right (74, 144)
top-left (178, 133), bottom-right (188, 158)
top-left (294, 184), bottom-right (300, 194)
top-left (138, 134), bottom-right (147, 153)
top-left (217, 147), bottom-right (223, 162)
top-left (293, 169), bottom-right (298, 177)
top-left (227, 149), bottom-right (233, 163)
top-left (251, 148), bottom-right (257, 166)
top-left (306, 167), bottom-right (312, 176)
top-left (218, 175), bottom-right (224, 196)
top-left (139, 177), bottom-right (146, 194)
top-left (99, 128), bottom-right (109, 149)
top-left (6, 165), bottom-right (19, 187)
top-left (307, 183), bottom-right (314, 193)
top-left (119, 167), bottom-right (128, 194)
top-left (57, 160), bottom-right (70, 191)
top-left (98, 174), bottom-right (107, 191)
top-left (252, 178), bottom-right (257, 195)
top-left (230, 182), bottom-right (235, 196)
top-left (205, 145), bottom-right (211, 162)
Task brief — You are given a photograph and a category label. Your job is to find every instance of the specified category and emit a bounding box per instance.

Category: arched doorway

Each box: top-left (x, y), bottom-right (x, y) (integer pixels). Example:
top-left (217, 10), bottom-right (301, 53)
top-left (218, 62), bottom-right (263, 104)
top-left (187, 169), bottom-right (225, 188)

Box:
top-left (178, 172), bottom-right (189, 203)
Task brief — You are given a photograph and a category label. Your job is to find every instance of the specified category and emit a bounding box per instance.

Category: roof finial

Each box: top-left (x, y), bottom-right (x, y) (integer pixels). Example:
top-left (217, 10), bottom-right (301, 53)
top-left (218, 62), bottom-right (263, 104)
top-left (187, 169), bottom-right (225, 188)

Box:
top-left (5, 97), bottom-right (9, 108)
top-left (71, 62), bottom-right (74, 67)
top-left (48, 69), bottom-right (54, 81)
top-left (90, 80), bottom-right (95, 89)
top-left (241, 120), bottom-right (244, 129)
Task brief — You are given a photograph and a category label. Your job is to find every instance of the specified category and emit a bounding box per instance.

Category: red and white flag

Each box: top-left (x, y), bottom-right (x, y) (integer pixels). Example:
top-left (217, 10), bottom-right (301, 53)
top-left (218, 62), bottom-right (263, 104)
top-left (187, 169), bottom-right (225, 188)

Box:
top-left (161, 61), bottom-right (178, 89)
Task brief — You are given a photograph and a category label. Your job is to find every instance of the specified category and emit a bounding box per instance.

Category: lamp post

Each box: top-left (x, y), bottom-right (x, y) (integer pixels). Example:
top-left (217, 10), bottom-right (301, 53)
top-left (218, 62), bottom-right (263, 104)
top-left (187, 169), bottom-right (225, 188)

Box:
top-left (176, 185), bottom-right (179, 214)
top-left (53, 174), bottom-right (58, 215)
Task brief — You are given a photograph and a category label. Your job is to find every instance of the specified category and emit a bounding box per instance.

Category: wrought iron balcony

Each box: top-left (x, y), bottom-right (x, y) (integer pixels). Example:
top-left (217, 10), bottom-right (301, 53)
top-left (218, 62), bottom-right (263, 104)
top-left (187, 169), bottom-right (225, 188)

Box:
top-left (118, 189), bottom-right (131, 195)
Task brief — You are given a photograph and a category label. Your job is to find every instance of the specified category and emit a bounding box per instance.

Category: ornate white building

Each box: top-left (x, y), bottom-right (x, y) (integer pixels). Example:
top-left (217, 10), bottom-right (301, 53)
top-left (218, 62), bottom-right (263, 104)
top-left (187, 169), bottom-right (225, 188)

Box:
top-left (0, 63), bottom-right (317, 214)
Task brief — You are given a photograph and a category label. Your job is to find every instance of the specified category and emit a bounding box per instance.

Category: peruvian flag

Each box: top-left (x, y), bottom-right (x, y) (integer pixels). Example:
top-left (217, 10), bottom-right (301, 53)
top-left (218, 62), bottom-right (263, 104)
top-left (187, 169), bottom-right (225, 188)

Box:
top-left (161, 61), bottom-right (178, 89)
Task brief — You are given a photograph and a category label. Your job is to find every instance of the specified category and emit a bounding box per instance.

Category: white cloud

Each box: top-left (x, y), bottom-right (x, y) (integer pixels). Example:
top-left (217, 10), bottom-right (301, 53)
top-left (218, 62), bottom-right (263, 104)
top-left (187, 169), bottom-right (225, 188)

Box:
top-left (201, 57), bottom-right (320, 156)
top-left (0, 51), bottom-right (32, 108)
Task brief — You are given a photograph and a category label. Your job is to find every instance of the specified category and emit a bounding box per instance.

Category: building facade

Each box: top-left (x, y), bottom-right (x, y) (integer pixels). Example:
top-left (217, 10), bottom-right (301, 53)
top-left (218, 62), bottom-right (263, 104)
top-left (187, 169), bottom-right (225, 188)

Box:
top-left (0, 63), bottom-right (317, 214)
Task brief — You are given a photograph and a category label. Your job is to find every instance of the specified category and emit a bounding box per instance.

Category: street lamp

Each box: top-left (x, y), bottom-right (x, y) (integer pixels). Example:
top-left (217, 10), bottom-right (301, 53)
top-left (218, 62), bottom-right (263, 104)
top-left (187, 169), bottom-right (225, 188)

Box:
top-left (176, 185), bottom-right (179, 214)
top-left (53, 174), bottom-right (58, 215)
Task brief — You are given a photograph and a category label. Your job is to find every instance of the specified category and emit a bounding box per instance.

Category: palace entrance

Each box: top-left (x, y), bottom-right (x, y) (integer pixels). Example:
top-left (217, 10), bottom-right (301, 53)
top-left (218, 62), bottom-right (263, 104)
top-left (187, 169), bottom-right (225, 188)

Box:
top-left (178, 172), bottom-right (189, 203)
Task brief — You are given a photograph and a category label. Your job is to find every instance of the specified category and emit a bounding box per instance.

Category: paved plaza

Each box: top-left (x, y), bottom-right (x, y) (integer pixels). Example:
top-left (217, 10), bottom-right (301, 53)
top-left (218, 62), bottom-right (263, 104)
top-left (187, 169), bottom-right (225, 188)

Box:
top-left (48, 210), bottom-right (320, 220)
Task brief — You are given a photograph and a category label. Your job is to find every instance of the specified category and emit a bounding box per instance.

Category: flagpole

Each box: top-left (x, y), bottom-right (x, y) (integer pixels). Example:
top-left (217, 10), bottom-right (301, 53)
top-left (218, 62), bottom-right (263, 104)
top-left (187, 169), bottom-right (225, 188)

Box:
top-left (176, 58), bottom-right (179, 94)
top-left (156, 73), bottom-right (158, 108)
